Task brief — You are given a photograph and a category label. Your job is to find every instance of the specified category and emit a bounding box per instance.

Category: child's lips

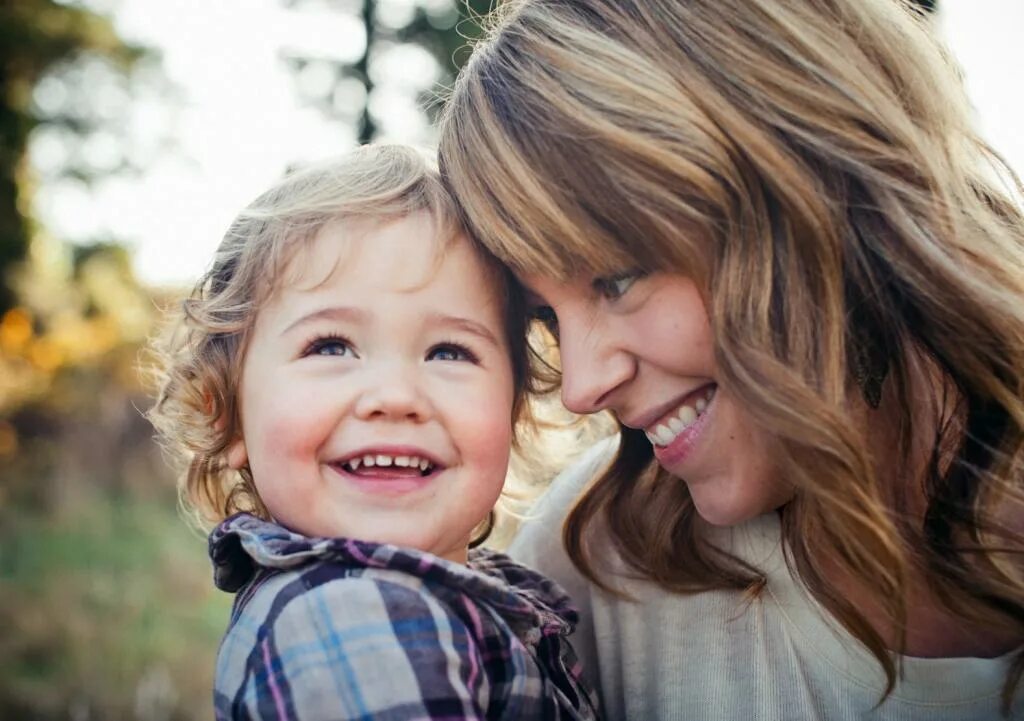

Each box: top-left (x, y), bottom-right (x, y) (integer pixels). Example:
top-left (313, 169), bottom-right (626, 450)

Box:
top-left (342, 464), bottom-right (426, 480)
top-left (327, 461), bottom-right (440, 495)
top-left (333, 447), bottom-right (445, 475)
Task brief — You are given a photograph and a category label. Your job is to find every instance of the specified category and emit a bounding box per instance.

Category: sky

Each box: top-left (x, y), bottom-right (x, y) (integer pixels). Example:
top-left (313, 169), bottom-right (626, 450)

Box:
top-left (28, 0), bottom-right (1024, 288)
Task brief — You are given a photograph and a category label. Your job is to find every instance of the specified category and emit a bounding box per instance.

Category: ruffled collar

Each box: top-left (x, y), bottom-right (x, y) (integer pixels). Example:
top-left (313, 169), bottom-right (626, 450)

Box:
top-left (209, 513), bottom-right (578, 643)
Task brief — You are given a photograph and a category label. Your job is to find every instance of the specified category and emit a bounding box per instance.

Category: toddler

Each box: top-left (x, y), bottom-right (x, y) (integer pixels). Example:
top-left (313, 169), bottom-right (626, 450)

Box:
top-left (150, 145), bottom-right (598, 720)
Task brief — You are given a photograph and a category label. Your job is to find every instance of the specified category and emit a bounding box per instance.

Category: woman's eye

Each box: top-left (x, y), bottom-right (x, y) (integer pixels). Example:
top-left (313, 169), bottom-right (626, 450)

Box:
top-left (304, 336), bottom-right (356, 358)
top-left (427, 343), bottom-right (478, 363)
top-left (531, 305), bottom-right (560, 339)
top-left (594, 272), bottom-right (643, 301)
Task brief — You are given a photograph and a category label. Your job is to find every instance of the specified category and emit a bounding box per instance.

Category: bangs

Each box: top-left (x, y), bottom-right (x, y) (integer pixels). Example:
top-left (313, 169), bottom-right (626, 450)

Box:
top-left (439, 39), bottom-right (713, 283)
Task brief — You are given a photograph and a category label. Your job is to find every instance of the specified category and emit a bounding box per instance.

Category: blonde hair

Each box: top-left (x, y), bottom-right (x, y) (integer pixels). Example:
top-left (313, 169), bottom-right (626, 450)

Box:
top-left (439, 0), bottom-right (1024, 706)
top-left (150, 145), bottom-right (535, 540)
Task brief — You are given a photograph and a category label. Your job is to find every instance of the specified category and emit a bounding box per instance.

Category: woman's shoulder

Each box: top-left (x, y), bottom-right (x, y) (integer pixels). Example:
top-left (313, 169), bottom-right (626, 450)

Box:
top-left (509, 436), bottom-right (619, 552)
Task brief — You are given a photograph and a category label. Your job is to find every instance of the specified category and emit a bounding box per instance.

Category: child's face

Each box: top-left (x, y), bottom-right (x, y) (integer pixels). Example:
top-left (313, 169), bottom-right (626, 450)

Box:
top-left (227, 212), bottom-right (515, 563)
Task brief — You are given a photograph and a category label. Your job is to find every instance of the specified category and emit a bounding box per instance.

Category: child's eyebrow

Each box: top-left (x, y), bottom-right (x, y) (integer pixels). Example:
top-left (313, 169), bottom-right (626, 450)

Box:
top-left (280, 306), bottom-right (369, 336)
top-left (425, 312), bottom-right (501, 349)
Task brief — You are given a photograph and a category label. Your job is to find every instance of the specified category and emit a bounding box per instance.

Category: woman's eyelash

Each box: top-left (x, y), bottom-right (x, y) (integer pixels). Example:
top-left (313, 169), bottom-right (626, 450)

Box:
top-left (427, 341), bottom-right (480, 363)
top-left (302, 333), bottom-right (356, 358)
top-left (593, 271), bottom-right (645, 300)
top-left (531, 306), bottom-right (560, 339)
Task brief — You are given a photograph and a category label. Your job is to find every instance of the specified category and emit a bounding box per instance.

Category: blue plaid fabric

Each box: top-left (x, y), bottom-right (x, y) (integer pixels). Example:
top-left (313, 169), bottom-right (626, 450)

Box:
top-left (209, 513), bottom-right (600, 720)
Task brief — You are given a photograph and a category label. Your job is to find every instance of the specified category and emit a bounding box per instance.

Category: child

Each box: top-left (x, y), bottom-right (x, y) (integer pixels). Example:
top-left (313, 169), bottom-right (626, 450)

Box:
top-left (149, 145), bottom-right (598, 720)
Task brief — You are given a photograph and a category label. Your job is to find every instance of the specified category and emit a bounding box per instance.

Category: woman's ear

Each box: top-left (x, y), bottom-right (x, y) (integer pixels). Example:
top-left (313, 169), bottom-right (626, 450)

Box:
top-left (226, 437), bottom-right (249, 470)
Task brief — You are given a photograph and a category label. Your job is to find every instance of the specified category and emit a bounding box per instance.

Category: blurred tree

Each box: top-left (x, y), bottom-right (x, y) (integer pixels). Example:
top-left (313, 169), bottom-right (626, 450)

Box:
top-left (283, 0), bottom-right (499, 144)
top-left (0, 7), bottom-right (215, 707)
top-left (284, 0), bottom-right (936, 145)
top-left (0, 0), bottom-right (148, 314)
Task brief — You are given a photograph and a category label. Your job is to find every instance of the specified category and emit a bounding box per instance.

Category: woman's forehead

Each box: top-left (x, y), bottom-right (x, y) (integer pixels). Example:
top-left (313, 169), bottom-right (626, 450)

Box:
top-left (516, 271), bottom-right (595, 304)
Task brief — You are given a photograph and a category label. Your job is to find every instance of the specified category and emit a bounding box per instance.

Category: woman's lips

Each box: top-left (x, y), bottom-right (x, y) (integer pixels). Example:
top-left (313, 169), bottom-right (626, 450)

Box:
top-left (645, 384), bottom-right (717, 447)
top-left (649, 385), bottom-right (717, 467)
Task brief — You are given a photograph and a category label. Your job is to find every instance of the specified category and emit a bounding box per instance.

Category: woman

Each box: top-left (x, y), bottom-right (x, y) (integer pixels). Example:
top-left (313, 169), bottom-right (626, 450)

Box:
top-left (437, 0), bottom-right (1024, 718)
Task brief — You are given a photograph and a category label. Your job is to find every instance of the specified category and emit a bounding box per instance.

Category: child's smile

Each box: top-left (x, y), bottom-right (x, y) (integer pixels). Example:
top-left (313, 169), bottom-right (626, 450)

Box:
top-left (226, 210), bottom-right (516, 562)
top-left (329, 445), bottom-right (443, 495)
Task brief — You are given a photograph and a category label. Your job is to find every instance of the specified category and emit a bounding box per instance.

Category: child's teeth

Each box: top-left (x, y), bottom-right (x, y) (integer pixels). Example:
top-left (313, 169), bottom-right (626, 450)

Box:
top-left (696, 398), bottom-right (707, 412)
top-left (655, 424), bottom-right (674, 445)
top-left (669, 417), bottom-right (685, 434)
top-left (678, 405), bottom-right (697, 426)
top-left (346, 454), bottom-right (435, 472)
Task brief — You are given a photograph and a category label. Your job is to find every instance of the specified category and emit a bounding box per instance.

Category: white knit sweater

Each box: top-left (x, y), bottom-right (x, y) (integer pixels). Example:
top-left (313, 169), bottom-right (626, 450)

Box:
top-left (507, 439), bottom-right (1019, 721)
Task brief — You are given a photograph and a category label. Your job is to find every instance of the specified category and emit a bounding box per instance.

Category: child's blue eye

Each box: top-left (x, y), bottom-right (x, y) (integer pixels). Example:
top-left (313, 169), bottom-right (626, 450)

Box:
top-left (304, 336), bottom-right (356, 358)
top-left (427, 343), bottom-right (478, 363)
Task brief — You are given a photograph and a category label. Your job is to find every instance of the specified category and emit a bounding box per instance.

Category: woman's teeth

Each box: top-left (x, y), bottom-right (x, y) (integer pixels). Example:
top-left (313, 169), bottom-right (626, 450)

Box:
top-left (344, 454), bottom-right (434, 473)
top-left (645, 386), bottom-right (716, 447)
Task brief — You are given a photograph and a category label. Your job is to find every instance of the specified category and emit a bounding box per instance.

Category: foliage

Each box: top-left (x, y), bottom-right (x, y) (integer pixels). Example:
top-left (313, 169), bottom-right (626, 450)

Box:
top-left (0, 0), bottom-right (148, 314)
top-left (0, 3), bottom-right (217, 719)
top-left (284, 0), bottom-right (499, 143)
top-left (0, 496), bottom-right (231, 721)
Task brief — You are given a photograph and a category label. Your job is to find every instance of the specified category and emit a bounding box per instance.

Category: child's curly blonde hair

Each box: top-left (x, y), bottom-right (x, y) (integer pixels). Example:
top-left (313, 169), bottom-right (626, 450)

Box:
top-left (149, 145), bottom-right (536, 531)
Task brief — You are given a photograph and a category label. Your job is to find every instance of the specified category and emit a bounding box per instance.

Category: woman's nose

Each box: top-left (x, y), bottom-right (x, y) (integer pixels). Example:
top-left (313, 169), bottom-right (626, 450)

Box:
top-left (557, 318), bottom-right (635, 415)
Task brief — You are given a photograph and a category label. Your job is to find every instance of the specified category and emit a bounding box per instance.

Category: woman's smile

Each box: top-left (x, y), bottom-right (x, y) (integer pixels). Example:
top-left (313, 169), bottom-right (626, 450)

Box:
top-left (643, 384), bottom-right (717, 447)
top-left (649, 385), bottom-right (717, 467)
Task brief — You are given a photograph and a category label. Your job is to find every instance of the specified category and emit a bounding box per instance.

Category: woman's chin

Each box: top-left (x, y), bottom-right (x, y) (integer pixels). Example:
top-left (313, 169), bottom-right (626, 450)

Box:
top-left (686, 476), bottom-right (790, 527)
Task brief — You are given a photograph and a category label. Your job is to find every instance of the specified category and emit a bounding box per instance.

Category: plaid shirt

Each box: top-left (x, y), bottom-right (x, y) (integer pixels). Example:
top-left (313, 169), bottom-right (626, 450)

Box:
top-left (209, 513), bottom-right (600, 720)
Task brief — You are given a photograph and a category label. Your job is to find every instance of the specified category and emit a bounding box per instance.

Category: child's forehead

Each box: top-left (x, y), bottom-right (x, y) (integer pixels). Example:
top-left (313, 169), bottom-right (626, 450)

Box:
top-left (271, 213), bottom-right (422, 287)
top-left (272, 212), bottom-right (503, 305)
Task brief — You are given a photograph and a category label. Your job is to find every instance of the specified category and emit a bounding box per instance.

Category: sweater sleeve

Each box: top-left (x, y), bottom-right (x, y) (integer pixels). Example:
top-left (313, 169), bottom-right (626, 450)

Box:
top-left (221, 575), bottom-right (490, 720)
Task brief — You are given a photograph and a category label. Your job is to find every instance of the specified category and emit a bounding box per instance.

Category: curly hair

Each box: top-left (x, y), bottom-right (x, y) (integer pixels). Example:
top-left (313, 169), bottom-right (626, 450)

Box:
top-left (149, 145), bottom-right (538, 537)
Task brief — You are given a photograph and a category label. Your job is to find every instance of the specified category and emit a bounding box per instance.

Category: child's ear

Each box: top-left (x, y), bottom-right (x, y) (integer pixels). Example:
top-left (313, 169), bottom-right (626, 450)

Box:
top-left (207, 390), bottom-right (247, 470)
top-left (226, 437), bottom-right (249, 471)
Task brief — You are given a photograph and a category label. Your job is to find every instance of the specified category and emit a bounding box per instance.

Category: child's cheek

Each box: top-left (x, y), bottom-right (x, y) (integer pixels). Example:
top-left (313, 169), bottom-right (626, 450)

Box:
top-left (458, 384), bottom-right (515, 478)
top-left (250, 392), bottom-right (330, 464)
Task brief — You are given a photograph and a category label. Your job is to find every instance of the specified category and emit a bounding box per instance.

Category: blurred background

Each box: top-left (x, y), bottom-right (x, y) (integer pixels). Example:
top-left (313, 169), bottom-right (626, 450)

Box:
top-left (0, 0), bottom-right (1020, 719)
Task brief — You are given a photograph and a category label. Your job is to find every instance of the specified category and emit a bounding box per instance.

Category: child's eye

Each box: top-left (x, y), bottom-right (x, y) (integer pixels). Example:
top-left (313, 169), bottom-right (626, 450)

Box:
top-left (593, 271), bottom-right (644, 301)
top-left (303, 335), bottom-right (357, 358)
top-left (427, 342), bottom-right (478, 363)
top-left (531, 305), bottom-right (560, 340)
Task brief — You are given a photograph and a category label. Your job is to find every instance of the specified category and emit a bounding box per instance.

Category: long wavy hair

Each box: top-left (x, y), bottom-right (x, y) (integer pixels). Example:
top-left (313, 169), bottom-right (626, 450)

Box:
top-left (438, 0), bottom-right (1024, 705)
top-left (149, 145), bottom-right (537, 545)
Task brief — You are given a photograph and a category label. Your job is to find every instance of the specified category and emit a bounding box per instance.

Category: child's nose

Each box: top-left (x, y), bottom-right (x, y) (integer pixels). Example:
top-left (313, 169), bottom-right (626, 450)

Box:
top-left (352, 364), bottom-right (430, 422)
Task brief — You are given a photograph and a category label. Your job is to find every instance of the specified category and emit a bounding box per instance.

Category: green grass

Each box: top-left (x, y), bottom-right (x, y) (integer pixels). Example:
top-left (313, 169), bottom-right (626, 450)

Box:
top-left (0, 496), bottom-right (233, 720)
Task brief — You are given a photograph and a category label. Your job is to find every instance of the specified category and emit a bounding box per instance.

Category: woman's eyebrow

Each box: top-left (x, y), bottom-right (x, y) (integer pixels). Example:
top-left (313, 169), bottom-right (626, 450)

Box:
top-left (279, 306), bottom-right (369, 336)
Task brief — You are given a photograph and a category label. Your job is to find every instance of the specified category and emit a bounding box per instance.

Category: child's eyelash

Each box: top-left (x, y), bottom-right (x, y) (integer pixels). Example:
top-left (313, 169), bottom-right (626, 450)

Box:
top-left (301, 333), bottom-right (355, 357)
top-left (429, 340), bottom-right (480, 363)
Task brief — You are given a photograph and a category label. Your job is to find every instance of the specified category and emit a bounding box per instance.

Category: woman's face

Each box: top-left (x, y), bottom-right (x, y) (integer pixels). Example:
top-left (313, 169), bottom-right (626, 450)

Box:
top-left (524, 271), bottom-right (792, 526)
